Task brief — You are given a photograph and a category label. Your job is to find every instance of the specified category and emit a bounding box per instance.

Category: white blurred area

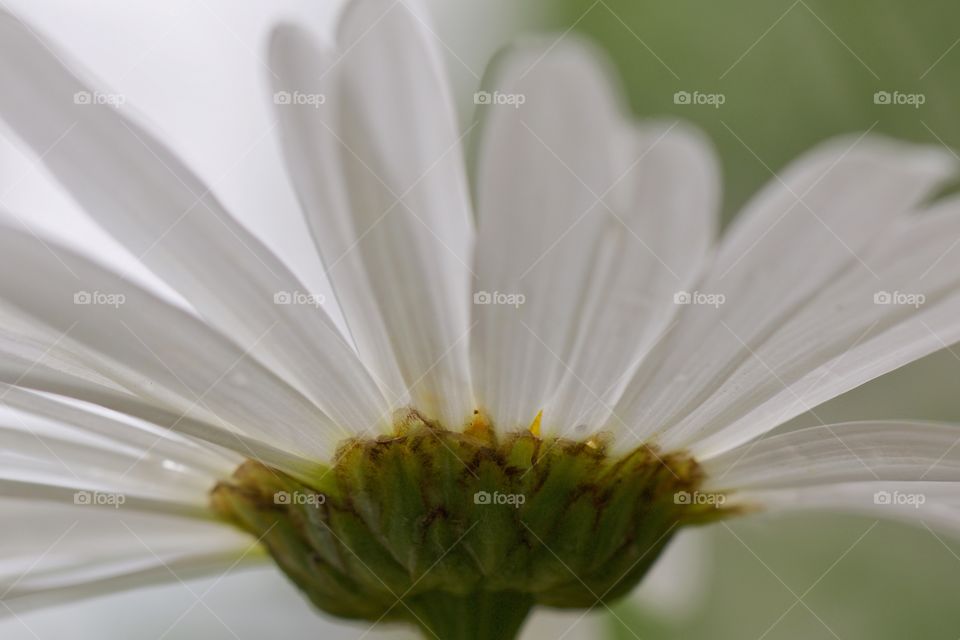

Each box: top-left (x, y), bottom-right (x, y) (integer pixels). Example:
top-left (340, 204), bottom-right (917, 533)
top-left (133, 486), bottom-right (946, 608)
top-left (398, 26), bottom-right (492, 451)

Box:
top-left (0, 0), bottom-right (533, 333)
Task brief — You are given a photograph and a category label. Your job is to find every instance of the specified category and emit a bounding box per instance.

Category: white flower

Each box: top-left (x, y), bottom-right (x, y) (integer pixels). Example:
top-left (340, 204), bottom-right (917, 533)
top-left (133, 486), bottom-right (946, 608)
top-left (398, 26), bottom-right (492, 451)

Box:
top-left (0, 0), bottom-right (959, 637)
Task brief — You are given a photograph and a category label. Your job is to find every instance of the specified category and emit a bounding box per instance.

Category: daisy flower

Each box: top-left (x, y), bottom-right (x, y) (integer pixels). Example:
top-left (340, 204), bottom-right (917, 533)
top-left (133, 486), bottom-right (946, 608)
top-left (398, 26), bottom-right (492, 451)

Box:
top-left (1, 0), bottom-right (959, 638)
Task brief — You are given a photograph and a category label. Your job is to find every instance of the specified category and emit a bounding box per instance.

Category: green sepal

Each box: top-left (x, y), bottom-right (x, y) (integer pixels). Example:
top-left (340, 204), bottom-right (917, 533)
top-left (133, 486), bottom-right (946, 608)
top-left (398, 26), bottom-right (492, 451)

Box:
top-left (211, 420), bottom-right (737, 639)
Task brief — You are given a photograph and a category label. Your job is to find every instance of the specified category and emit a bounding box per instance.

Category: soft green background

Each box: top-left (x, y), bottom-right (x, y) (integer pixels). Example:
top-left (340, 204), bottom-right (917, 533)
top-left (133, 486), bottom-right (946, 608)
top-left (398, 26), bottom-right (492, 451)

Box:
top-left (539, 0), bottom-right (960, 637)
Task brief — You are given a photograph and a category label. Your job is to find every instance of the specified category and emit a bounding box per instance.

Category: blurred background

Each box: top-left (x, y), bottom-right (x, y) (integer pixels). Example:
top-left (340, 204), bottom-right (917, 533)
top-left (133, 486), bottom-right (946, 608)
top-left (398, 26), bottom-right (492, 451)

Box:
top-left (1, 0), bottom-right (959, 638)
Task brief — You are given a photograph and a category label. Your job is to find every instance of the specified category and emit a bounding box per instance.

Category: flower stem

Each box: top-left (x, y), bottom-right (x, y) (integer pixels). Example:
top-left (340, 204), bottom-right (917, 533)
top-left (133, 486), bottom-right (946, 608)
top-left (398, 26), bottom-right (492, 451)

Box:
top-left (405, 590), bottom-right (534, 640)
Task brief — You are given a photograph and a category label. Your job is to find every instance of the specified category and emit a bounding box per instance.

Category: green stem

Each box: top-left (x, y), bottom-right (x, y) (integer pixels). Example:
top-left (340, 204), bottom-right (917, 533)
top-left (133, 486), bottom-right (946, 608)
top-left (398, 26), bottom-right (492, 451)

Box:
top-left (405, 590), bottom-right (535, 640)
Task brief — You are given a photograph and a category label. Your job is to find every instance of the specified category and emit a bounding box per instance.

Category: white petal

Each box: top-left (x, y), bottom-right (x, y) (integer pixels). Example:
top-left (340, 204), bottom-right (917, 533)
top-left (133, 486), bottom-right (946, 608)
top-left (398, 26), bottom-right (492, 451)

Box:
top-left (611, 136), bottom-right (957, 452)
top-left (733, 482), bottom-right (960, 536)
top-left (0, 222), bottom-right (348, 461)
top-left (686, 198), bottom-right (960, 456)
top-left (0, 308), bottom-right (283, 470)
top-left (470, 40), bottom-right (633, 434)
top-left (0, 566), bottom-right (413, 639)
top-left (270, 0), bottom-right (475, 427)
top-left (706, 422), bottom-right (960, 535)
top-left (0, 361), bottom-right (311, 477)
top-left (0, 9), bottom-right (390, 433)
top-left (703, 421), bottom-right (960, 490)
top-left (0, 499), bottom-right (258, 614)
top-left (0, 303), bottom-right (124, 392)
top-left (0, 389), bottom-right (238, 511)
top-left (547, 121), bottom-right (719, 433)
top-left (268, 25), bottom-right (407, 412)
top-left (0, 310), bottom-right (309, 472)
top-left (0, 385), bottom-right (237, 472)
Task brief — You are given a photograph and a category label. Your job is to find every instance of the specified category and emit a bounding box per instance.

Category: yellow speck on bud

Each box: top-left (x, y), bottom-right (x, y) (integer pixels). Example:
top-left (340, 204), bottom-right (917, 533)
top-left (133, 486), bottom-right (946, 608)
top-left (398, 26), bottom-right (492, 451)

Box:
top-left (528, 410), bottom-right (543, 438)
top-left (465, 409), bottom-right (495, 444)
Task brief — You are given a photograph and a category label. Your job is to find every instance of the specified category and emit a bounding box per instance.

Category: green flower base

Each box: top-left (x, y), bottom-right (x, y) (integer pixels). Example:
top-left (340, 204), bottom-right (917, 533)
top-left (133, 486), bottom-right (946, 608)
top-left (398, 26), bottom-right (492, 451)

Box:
top-left (211, 410), bottom-right (735, 639)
